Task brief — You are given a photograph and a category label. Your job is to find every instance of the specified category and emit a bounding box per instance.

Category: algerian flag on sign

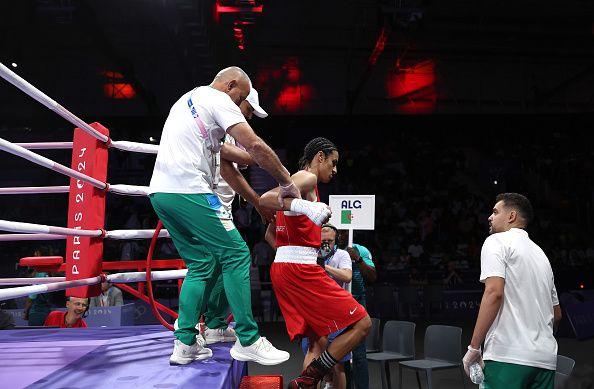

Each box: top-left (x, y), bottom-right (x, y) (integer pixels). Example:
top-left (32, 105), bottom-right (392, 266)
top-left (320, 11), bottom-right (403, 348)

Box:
top-left (341, 210), bottom-right (352, 224)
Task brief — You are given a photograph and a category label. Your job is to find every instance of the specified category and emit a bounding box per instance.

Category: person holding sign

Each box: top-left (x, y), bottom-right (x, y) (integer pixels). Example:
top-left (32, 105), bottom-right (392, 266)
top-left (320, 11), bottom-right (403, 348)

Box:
top-left (337, 233), bottom-right (376, 389)
top-left (260, 137), bottom-right (372, 389)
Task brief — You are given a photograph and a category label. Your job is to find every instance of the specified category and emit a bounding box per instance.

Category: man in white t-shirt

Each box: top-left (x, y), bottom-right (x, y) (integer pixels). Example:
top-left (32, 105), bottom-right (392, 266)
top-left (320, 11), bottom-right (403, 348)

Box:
top-left (200, 87), bottom-right (275, 345)
top-left (149, 67), bottom-right (301, 366)
top-left (463, 193), bottom-right (562, 389)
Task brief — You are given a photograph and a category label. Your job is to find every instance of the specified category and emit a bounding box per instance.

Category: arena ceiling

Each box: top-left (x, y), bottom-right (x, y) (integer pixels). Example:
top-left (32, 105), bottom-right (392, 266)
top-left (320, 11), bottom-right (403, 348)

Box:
top-left (0, 0), bottom-right (593, 117)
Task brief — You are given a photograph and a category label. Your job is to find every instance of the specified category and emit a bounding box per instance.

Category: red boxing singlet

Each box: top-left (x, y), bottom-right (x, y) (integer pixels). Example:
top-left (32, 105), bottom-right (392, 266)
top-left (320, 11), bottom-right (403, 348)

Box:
top-left (275, 186), bottom-right (321, 248)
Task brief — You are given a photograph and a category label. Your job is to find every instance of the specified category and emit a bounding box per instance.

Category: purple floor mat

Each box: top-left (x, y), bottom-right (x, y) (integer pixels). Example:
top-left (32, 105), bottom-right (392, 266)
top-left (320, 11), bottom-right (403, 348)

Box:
top-left (0, 325), bottom-right (246, 389)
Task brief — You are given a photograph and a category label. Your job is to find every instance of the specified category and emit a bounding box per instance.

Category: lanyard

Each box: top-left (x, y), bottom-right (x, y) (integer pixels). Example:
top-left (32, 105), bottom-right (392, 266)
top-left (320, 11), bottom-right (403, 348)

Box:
top-left (187, 91), bottom-right (221, 189)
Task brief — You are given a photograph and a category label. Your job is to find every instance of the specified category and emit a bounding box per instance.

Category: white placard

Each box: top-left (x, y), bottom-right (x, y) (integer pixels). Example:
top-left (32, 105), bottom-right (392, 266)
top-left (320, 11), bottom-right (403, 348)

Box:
top-left (328, 195), bottom-right (375, 230)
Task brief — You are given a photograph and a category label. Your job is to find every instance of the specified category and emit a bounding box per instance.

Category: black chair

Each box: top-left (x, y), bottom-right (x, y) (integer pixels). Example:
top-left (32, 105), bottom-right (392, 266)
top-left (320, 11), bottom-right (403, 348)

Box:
top-left (398, 325), bottom-right (466, 389)
top-left (367, 320), bottom-right (419, 389)
top-left (365, 317), bottom-right (381, 353)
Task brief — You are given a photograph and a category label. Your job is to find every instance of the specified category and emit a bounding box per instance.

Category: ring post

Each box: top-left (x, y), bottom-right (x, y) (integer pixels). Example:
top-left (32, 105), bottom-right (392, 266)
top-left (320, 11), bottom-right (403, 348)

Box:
top-left (66, 123), bottom-right (109, 298)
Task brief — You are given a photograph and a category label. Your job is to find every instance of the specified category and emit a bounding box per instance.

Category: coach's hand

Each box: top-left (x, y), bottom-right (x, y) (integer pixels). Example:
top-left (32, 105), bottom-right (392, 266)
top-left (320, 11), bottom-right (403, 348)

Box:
top-left (462, 345), bottom-right (483, 376)
top-left (278, 181), bottom-right (301, 207)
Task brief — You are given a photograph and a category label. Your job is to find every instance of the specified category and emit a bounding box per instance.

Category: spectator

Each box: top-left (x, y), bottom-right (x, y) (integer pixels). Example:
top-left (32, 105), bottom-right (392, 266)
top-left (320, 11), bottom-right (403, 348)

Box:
top-left (396, 248), bottom-right (411, 270)
top-left (337, 231), bottom-right (377, 389)
top-left (44, 297), bottom-right (89, 328)
top-left (121, 240), bottom-right (141, 260)
top-left (23, 267), bottom-right (52, 326)
top-left (0, 309), bottom-right (15, 330)
top-left (89, 278), bottom-right (124, 307)
top-left (409, 267), bottom-right (428, 286)
top-left (443, 260), bottom-right (463, 289)
top-left (408, 240), bottom-right (424, 259)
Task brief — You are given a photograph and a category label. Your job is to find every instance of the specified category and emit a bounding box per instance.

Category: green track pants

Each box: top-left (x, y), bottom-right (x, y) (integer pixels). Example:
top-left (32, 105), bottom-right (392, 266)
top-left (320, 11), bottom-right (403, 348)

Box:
top-left (483, 360), bottom-right (554, 389)
top-left (150, 192), bottom-right (259, 346)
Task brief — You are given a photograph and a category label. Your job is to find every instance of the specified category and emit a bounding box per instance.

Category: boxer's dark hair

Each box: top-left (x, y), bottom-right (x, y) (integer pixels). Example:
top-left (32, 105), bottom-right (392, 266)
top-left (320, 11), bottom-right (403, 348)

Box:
top-left (299, 137), bottom-right (337, 169)
top-left (495, 193), bottom-right (534, 225)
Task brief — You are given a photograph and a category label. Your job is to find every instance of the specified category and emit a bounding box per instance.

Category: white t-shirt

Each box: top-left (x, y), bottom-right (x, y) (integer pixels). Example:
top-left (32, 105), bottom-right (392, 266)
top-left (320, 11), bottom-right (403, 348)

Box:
top-left (480, 228), bottom-right (559, 370)
top-left (325, 248), bottom-right (352, 290)
top-left (149, 86), bottom-right (246, 194)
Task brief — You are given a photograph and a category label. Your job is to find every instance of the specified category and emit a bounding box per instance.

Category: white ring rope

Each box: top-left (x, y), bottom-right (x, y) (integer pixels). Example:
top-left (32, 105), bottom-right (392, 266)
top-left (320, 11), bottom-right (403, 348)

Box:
top-left (0, 137), bottom-right (107, 190)
top-left (0, 270), bottom-right (187, 300)
top-left (16, 142), bottom-right (73, 149)
top-left (16, 141), bottom-right (159, 154)
top-left (110, 141), bottom-right (158, 154)
top-left (108, 184), bottom-right (151, 196)
top-left (0, 219), bottom-right (170, 240)
top-left (0, 219), bottom-right (102, 237)
top-left (104, 229), bottom-right (170, 239)
top-left (0, 276), bottom-right (103, 301)
top-left (0, 270), bottom-right (186, 287)
top-left (107, 269), bottom-right (186, 284)
top-left (0, 277), bottom-right (68, 285)
top-left (1, 64), bottom-right (160, 154)
top-left (0, 186), bottom-right (70, 194)
top-left (0, 63), bottom-right (109, 143)
top-left (0, 184), bottom-right (150, 196)
top-left (0, 234), bottom-right (66, 241)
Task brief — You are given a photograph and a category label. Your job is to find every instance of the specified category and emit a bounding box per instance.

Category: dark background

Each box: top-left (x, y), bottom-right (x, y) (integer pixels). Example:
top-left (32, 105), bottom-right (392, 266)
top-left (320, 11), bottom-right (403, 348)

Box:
top-left (1, 1), bottom-right (593, 295)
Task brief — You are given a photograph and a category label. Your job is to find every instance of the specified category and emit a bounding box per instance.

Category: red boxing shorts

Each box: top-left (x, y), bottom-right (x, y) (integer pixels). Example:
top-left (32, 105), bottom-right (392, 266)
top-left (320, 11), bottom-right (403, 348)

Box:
top-left (271, 251), bottom-right (367, 342)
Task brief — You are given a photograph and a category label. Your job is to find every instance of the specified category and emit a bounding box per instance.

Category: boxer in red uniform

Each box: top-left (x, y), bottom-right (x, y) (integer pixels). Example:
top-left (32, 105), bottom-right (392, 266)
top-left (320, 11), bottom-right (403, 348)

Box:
top-left (260, 137), bottom-right (372, 389)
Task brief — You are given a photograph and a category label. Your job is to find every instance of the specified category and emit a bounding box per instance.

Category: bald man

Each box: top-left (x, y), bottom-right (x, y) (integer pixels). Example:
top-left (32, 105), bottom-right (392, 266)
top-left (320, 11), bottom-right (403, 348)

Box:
top-left (149, 67), bottom-right (298, 366)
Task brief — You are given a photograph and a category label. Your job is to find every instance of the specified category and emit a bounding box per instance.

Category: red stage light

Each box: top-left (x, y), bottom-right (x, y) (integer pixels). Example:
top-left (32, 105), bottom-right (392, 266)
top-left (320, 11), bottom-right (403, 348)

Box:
top-left (102, 71), bottom-right (124, 79)
top-left (216, 4), bottom-right (263, 13)
top-left (275, 85), bottom-right (313, 113)
top-left (386, 60), bottom-right (436, 113)
top-left (103, 83), bottom-right (136, 99)
top-left (102, 70), bottom-right (136, 99)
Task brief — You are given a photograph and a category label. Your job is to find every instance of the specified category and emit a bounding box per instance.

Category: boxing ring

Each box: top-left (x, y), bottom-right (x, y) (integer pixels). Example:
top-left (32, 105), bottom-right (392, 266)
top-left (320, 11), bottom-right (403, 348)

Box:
top-left (0, 63), bottom-right (247, 388)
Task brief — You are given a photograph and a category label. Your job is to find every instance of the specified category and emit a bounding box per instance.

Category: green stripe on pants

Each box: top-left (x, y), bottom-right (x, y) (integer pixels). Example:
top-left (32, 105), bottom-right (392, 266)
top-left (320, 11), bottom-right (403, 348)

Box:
top-left (483, 360), bottom-right (554, 389)
top-left (150, 192), bottom-right (259, 347)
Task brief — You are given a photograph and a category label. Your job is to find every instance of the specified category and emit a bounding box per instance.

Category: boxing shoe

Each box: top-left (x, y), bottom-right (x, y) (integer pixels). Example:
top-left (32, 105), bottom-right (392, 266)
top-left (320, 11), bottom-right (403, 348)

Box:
top-left (288, 359), bottom-right (328, 389)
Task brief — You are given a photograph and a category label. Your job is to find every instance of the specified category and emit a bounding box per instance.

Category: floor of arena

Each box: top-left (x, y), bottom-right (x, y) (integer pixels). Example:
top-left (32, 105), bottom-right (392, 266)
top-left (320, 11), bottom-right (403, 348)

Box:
top-left (0, 325), bottom-right (245, 389)
top-left (250, 319), bottom-right (592, 388)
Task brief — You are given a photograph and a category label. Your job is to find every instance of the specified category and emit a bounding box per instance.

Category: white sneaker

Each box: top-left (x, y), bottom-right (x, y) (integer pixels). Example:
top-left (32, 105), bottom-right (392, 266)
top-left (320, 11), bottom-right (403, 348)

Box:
top-left (204, 327), bottom-right (237, 344)
top-left (169, 338), bottom-right (213, 365)
top-left (229, 337), bottom-right (290, 366)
